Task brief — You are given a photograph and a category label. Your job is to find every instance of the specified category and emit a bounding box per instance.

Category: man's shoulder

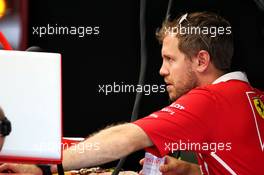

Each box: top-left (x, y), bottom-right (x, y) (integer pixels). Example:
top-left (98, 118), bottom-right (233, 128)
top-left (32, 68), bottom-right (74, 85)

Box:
top-left (199, 80), bottom-right (251, 93)
top-left (185, 80), bottom-right (252, 101)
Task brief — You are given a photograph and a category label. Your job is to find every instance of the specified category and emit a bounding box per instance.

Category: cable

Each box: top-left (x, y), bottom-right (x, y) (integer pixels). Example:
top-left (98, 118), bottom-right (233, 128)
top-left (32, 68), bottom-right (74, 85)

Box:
top-left (57, 164), bottom-right (65, 175)
top-left (131, 0), bottom-right (148, 122)
top-left (165, 0), bottom-right (174, 21)
top-left (253, 0), bottom-right (264, 11)
top-left (111, 0), bottom-right (148, 174)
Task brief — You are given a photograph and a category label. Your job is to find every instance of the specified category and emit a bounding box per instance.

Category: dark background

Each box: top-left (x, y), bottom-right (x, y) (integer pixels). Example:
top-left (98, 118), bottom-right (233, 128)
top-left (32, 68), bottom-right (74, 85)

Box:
top-left (27, 0), bottom-right (264, 171)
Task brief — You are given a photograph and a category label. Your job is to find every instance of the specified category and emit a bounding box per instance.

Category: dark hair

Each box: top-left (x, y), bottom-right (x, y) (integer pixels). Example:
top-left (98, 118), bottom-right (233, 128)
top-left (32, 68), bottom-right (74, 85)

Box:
top-left (156, 12), bottom-right (233, 72)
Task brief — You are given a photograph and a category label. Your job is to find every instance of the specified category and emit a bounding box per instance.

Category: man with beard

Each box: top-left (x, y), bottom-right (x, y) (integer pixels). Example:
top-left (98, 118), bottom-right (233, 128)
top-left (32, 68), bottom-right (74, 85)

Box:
top-left (1, 11), bottom-right (264, 175)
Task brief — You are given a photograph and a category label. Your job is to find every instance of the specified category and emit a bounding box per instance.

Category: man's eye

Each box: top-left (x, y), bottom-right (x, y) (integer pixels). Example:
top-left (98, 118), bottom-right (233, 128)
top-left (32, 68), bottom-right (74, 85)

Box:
top-left (165, 57), bottom-right (170, 61)
top-left (168, 57), bottom-right (174, 62)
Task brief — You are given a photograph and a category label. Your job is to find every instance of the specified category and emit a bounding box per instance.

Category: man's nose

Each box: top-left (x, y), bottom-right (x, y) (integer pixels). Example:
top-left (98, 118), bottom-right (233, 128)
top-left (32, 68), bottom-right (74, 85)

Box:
top-left (159, 62), bottom-right (169, 77)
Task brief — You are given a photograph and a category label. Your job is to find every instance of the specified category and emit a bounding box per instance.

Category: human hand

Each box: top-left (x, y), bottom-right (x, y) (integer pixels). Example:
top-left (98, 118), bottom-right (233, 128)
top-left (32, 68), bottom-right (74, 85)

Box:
top-left (139, 156), bottom-right (201, 175)
top-left (0, 163), bottom-right (42, 175)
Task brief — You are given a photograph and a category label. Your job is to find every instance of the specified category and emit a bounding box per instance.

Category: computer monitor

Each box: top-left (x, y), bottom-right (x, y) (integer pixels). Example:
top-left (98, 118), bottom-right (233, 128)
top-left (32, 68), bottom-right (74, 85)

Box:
top-left (0, 50), bottom-right (62, 164)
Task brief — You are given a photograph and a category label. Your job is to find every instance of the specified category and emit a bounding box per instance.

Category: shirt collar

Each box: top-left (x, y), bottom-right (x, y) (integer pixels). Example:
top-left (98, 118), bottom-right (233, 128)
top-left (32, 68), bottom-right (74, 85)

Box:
top-left (212, 71), bottom-right (249, 84)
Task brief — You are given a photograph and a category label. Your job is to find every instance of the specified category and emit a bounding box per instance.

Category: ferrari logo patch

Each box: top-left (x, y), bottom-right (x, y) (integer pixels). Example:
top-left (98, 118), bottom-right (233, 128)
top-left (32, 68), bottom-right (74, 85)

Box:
top-left (247, 91), bottom-right (264, 151)
top-left (253, 98), bottom-right (264, 119)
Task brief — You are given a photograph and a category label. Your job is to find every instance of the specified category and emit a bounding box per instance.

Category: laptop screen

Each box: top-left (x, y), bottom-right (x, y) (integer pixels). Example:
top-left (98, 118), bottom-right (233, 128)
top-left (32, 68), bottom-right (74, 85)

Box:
top-left (0, 50), bottom-right (62, 164)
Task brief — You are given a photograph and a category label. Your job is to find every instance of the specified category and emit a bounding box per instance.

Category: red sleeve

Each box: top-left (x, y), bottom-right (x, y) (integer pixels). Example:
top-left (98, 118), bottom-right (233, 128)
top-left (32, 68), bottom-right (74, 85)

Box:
top-left (133, 88), bottom-right (217, 157)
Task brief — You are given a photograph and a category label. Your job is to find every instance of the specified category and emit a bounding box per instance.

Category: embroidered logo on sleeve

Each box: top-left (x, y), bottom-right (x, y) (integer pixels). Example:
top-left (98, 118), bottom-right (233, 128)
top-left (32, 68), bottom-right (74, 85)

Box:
top-left (161, 107), bottom-right (175, 115)
top-left (253, 98), bottom-right (264, 119)
top-left (170, 103), bottom-right (185, 110)
top-left (246, 91), bottom-right (264, 151)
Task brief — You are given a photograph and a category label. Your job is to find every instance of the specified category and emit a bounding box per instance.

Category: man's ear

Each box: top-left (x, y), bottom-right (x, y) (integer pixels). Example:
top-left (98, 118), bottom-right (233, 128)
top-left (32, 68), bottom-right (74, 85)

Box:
top-left (194, 50), bottom-right (210, 73)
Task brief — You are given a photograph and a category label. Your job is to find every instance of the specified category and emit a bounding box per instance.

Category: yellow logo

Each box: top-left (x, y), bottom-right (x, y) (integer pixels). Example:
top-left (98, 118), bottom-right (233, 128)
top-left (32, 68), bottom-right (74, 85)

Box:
top-left (253, 98), bottom-right (264, 119)
top-left (0, 0), bottom-right (6, 18)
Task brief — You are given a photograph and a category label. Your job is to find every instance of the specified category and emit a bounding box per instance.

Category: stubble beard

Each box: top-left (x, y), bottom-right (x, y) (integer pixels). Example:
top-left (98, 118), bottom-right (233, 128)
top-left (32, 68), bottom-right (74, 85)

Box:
top-left (169, 67), bottom-right (198, 102)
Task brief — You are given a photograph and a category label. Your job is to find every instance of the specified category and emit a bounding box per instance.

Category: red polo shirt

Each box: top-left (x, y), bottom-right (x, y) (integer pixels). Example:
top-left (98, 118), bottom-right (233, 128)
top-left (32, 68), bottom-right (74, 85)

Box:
top-left (134, 72), bottom-right (264, 175)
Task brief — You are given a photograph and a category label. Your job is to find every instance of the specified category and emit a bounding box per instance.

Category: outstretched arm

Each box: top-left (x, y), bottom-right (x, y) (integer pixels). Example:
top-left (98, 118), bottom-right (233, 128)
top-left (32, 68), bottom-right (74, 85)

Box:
top-left (0, 123), bottom-right (152, 174)
top-left (58, 123), bottom-right (153, 171)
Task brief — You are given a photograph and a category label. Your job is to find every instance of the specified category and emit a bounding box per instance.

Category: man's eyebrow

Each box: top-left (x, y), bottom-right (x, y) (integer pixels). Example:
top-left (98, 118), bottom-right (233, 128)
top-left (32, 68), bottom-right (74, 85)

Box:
top-left (162, 53), bottom-right (173, 59)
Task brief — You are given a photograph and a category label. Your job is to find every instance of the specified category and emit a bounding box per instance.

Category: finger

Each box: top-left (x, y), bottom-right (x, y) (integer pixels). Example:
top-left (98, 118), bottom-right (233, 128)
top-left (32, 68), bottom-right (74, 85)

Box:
top-left (164, 155), bottom-right (173, 164)
top-left (139, 158), bottom-right (145, 165)
top-left (159, 157), bottom-right (179, 173)
top-left (159, 164), bottom-right (170, 173)
top-left (138, 170), bottom-right (144, 175)
top-left (0, 164), bottom-right (7, 172)
top-left (0, 164), bottom-right (10, 172)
